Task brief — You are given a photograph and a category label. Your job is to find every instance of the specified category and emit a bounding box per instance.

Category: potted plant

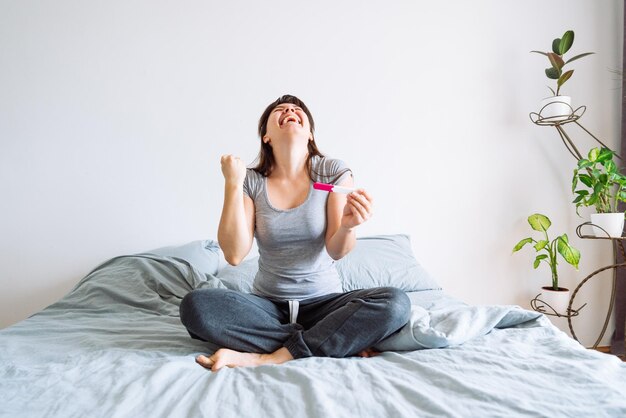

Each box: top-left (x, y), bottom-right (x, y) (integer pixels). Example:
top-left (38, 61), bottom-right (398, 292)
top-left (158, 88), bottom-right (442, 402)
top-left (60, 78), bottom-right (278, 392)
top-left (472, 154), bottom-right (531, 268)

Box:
top-left (512, 213), bottom-right (580, 314)
top-left (572, 147), bottom-right (626, 237)
top-left (531, 30), bottom-right (594, 121)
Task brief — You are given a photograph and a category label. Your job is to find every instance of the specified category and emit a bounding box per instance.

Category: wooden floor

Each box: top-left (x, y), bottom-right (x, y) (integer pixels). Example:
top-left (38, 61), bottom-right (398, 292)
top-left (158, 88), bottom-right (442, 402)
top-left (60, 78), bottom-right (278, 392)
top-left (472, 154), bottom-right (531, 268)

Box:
top-left (594, 346), bottom-right (626, 361)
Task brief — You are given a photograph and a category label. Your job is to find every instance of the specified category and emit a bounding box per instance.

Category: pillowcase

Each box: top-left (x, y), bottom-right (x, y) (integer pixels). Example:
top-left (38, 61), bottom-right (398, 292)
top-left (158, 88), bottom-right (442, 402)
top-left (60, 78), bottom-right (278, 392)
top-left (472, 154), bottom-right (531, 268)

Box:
top-left (145, 239), bottom-right (221, 277)
top-left (209, 234), bottom-right (439, 294)
top-left (216, 257), bottom-right (258, 293)
top-left (336, 234), bottom-right (441, 292)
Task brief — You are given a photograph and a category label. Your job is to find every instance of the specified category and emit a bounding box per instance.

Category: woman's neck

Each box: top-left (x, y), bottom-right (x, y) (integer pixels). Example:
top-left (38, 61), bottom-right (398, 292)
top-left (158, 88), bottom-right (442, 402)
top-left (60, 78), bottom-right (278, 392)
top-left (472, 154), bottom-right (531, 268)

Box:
top-left (270, 146), bottom-right (309, 180)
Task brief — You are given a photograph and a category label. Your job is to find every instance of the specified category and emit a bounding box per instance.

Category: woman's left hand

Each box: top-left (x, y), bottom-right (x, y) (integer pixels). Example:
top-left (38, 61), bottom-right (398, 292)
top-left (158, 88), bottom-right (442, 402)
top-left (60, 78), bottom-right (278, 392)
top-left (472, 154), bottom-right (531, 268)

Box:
top-left (341, 189), bottom-right (374, 230)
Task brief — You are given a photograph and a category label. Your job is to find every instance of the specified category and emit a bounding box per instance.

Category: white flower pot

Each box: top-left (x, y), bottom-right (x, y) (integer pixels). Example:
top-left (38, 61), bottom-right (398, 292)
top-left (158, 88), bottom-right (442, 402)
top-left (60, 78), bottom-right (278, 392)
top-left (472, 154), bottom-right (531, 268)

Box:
top-left (590, 213), bottom-right (625, 238)
top-left (539, 96), bottom-right (572, 121)
top-left (540, 286), bottom-right (571, 315)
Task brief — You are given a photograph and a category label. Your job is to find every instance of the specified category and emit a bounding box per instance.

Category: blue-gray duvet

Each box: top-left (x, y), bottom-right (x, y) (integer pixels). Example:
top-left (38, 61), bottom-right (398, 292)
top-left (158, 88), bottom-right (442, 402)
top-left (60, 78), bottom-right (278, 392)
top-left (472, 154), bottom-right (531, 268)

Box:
top-left (1, 255), bottom-right (625, 417)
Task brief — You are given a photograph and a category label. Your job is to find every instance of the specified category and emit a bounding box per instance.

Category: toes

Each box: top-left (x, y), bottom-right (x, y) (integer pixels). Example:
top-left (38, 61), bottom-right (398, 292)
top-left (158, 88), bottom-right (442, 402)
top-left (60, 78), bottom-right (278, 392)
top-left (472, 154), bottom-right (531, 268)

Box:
top-left (211, 361), bottom-right (228, 372)
top-left (357, 348), bottom-right (381, 358)
top-left (196, 355), bottom-right (214, 368)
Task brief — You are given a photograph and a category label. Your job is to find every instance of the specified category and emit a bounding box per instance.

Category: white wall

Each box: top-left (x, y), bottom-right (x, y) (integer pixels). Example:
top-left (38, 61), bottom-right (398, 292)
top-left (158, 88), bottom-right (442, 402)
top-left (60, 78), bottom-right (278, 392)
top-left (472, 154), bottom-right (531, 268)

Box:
top-left (0, 0), bottom-right (623, 347)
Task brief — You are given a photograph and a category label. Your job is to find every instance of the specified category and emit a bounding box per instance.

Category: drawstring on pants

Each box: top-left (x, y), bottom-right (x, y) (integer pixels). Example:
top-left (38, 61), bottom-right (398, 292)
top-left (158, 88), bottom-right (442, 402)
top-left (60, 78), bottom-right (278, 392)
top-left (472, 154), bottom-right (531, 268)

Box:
top-left (288, 300), bottom-right (300, 324)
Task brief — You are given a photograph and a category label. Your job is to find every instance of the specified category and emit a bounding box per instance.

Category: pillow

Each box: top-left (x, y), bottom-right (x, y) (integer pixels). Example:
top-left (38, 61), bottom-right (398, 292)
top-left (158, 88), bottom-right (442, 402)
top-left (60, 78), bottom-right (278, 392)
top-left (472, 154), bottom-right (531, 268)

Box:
top-left (145, 239), bottom-right (221, 277)
top-left (210, 235), bottom-right (439, 294)
top-left (216, 257), bottom-right (258, 293)
top-left (336, 234), bottom-right (441, 292)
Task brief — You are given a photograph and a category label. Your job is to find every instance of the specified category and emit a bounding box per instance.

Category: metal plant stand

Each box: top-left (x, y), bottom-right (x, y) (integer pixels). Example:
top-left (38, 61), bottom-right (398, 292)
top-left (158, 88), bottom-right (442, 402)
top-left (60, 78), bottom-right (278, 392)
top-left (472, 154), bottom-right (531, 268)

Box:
top-left (567, 223), bottom-right (626, 349)
top-left (529, 105), bottom-right (623, 349)
top-left (529, 294), bottom-right (585, 319)
top-left (529, 104), bottom-right (623, 161)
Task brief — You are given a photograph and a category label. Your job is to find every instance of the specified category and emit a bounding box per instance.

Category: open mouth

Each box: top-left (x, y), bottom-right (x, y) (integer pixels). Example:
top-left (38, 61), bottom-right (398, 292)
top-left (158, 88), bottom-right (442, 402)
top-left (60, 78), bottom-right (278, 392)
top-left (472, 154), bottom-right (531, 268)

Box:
top-left (280, 114), bottom-right (302, 127)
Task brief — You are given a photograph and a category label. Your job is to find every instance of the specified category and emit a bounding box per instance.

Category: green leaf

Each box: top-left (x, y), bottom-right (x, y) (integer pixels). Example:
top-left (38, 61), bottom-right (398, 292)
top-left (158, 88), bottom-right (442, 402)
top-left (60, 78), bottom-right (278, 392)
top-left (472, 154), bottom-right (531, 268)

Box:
top-left (577, 159), bottom-right (593, 169)
top-left (557, 235), bottom-right (580, 269)
top-left (531, 50), bottom-right (550, 57)
top-left (557, 70), bottom-right (574, 88)
top-left (545, 67), bottom-right (560, 80)
top-left (534, 254), bottom-right (549, 269)
top-left (588, 148), bottom-right (600, 162)
top-left (552, 38), bottom-right (561, 54)
top-left (605, 160), bottom-right (617, 174)
top-left (591, 168), bottom-right (601, 179)
top-left (578, 174), bottom-right (593, 187)
top-left (528, 213), bottom-right (551, 232)
top-left (513, 237), bottom-right (533, 252)
top-left (548, 52), bottom-right (565, 70)
top-left (594, 182), bottom-right (604, 195)
top-left (559, 30), bottom-right (574, 55)
top-left (534, 240), bottom-right (549, 251)
top-left (598, 148), bottom-right (614, 162)
top-left (564, 52), bottom-right (595, 65)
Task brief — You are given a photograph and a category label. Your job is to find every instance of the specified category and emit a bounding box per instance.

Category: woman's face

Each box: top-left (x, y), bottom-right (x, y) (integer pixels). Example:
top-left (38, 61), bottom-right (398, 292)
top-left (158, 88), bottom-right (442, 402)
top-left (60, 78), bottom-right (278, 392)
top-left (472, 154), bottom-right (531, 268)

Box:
top-left (264, 103), bottom-right (312, 144)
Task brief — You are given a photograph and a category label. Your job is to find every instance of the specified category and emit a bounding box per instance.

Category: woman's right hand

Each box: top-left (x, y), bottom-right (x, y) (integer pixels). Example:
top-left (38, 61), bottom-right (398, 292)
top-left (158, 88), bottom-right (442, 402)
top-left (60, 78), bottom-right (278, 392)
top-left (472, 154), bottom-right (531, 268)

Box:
top-left (220, 155), bottom-right (247, 187)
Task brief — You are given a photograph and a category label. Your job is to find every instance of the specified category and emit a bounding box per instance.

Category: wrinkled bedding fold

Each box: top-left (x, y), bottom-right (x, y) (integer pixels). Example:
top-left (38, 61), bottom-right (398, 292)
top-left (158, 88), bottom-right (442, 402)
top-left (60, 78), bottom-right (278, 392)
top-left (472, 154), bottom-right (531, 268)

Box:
top-left (1, 255), bottom-right (625, 418)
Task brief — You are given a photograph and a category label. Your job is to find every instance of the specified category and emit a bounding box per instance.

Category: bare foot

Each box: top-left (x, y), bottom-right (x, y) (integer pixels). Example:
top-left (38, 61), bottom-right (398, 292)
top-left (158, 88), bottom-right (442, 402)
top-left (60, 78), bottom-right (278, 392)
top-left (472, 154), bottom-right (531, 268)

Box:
top-left (357, 348), bottom-right (381, 358)
top-left (196, 347), bottom-right (294, 372)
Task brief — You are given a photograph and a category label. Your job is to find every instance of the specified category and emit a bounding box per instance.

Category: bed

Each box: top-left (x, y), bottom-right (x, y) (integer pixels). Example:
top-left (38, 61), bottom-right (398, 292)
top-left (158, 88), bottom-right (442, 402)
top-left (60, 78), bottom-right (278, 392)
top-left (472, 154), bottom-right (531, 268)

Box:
top-left (1, 235), bottom-right (625, 417)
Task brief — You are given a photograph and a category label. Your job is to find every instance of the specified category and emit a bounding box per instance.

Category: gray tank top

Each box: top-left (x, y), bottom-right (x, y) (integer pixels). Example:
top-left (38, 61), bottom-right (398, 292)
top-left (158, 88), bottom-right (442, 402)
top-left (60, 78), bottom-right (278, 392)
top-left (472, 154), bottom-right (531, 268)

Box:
top-left (243, 155), bottom-right (352, 300)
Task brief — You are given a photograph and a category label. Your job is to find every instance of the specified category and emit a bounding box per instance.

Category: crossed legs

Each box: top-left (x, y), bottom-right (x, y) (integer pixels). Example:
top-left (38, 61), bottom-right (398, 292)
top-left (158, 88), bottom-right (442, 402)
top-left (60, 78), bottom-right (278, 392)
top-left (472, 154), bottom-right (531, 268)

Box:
top-left (179, 287), bottom-right (410, 371)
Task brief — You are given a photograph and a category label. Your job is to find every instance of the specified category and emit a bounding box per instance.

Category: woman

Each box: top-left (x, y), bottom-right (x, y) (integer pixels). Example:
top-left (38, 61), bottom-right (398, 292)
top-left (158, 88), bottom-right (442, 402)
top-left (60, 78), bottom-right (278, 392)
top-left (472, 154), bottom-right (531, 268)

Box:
top-left (180, 95), bottom-right (411, 371)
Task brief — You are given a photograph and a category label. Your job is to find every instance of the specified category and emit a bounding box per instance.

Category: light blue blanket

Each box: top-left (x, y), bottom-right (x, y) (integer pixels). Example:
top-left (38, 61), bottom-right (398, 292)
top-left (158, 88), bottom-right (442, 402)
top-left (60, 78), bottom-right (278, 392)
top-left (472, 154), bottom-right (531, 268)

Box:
top-left (1, 255), bottom-right (625, 418)
top-left (375, 303), bottom-right (541, 351)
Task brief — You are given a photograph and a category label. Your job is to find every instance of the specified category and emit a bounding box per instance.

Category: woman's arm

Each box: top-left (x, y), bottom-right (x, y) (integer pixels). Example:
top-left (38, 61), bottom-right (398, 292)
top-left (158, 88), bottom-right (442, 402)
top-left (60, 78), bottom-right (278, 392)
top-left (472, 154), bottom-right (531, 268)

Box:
top-left (217, 155), bottom-right (255, 266)
top-left (325, 175), bottom-right (374, 260)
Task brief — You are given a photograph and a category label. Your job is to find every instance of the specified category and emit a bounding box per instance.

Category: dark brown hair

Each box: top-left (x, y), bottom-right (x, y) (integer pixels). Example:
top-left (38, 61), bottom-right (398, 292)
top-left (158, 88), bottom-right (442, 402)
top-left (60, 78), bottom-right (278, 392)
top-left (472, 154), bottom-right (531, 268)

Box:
top-left (253, 95), bottom-right (324, 179)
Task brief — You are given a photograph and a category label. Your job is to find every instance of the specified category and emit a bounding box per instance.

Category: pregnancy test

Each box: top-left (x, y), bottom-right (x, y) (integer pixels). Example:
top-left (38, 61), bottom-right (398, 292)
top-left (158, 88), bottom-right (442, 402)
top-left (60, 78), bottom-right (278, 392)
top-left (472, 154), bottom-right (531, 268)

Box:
top-left (313, 182), bottom-right (356, 194)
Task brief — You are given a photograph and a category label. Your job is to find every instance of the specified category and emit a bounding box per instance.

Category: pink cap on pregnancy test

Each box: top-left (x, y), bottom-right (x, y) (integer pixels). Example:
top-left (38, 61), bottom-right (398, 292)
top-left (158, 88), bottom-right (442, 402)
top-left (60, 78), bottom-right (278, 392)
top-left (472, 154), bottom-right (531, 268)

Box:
top-left (313, 182), bottom-right (356, 194)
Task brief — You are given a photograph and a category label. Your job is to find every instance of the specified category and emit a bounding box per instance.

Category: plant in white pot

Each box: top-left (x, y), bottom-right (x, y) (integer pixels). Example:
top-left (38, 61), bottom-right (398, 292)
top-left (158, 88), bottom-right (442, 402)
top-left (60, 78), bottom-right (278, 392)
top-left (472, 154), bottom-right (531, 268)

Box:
top-left (512, 213), bottom-right (581, 314)
top-left (572, 147), bottom-right (626, 237)
top-left (531, 30), bottom-right (594, 121)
